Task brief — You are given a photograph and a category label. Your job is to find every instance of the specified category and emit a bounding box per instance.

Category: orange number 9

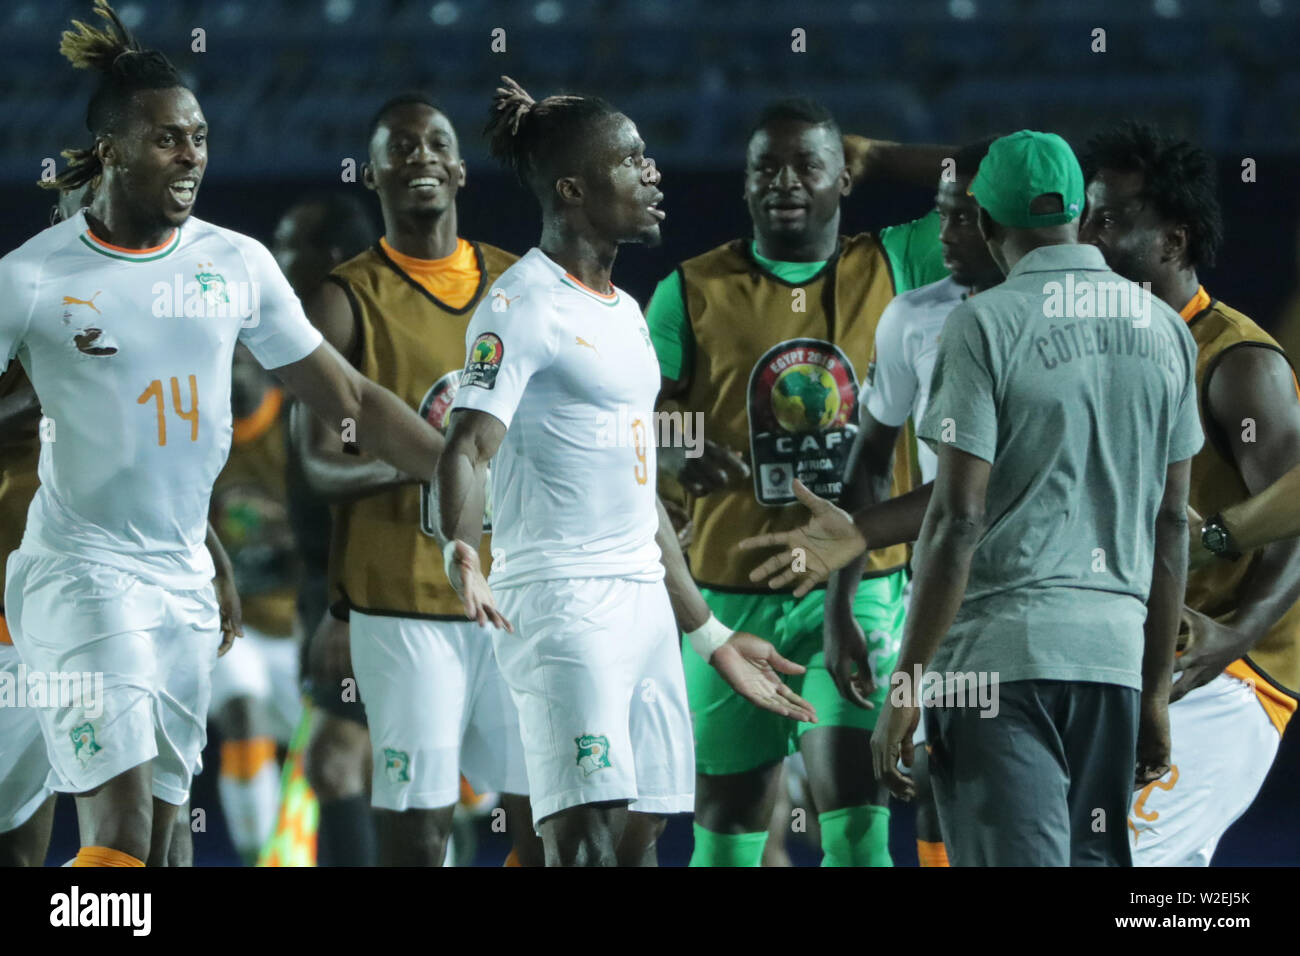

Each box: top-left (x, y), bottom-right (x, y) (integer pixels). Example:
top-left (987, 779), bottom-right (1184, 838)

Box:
top-left (631, 417), bottom-right (648, 485)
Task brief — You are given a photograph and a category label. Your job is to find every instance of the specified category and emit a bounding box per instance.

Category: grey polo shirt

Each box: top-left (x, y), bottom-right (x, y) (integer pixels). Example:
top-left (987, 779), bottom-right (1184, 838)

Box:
top-left (915, 243), bottom-right (1203, 691)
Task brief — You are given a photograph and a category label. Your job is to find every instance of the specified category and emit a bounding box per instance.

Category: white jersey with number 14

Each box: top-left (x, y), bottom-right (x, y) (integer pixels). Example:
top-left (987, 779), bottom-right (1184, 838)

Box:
top-left (0, 209), bottom-right (322, 589)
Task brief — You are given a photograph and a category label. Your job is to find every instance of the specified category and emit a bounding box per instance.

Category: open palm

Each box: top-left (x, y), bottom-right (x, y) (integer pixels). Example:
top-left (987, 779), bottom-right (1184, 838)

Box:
top-left (710, 633), bottom-right (817, 723)
top-left (737, 480), bottom-right (867, 597)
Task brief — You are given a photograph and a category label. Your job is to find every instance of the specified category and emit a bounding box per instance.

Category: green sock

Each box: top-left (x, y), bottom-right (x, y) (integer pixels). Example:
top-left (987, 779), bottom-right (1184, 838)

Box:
top-left (818, 805), bottom-right (892, 867)
top-left (688, 824), bottom-right (769, 867)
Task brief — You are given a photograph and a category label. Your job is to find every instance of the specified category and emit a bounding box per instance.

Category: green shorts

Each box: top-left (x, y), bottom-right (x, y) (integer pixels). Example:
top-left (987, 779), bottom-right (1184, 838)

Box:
top-left (685, 570), bottom-right (906, 776)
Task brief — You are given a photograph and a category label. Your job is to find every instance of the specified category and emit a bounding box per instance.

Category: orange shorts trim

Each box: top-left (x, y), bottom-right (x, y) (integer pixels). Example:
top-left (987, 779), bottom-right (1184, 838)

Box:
top-left (917, 839), bottom-right (950, 867)
top-left (219, 737), bottom-right (278, 781)
top-left (72, 846), bottom-right (145, 867)
top-left (1226, 658), bottom-right (1295, 736)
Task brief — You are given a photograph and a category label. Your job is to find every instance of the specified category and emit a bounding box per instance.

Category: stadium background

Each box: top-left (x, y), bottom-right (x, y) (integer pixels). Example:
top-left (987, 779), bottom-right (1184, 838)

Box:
top-left (2, 0), bottom-right (1298, 865)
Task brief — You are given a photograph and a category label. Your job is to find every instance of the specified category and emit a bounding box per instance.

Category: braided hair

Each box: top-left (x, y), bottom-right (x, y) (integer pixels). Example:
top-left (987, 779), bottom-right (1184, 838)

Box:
top-left (484, 76), bottom-right (618, 202)
top-left (41, 0), bottom-right (186, 192)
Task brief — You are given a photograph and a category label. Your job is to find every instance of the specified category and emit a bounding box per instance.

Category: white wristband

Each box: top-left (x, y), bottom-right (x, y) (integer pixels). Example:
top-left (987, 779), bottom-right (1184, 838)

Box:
top-left (442, 539), bottom-right (460, 582)
top-left (686, 614), bottom-right (733, 662)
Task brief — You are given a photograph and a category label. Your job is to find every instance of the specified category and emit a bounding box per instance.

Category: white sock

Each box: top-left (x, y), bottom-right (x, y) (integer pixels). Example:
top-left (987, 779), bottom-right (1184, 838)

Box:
top-left (218, 763), bottom-right (280, 861)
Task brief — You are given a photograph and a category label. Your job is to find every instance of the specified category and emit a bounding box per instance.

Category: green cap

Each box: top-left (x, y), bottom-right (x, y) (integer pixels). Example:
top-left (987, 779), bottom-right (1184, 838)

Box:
top-left (969, 130), bottom-right (1085, 229)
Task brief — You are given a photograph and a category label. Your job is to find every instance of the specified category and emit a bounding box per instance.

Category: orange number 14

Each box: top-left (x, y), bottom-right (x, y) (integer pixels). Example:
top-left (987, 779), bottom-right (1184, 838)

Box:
top-left (138, 375), bottom-right (199, 446)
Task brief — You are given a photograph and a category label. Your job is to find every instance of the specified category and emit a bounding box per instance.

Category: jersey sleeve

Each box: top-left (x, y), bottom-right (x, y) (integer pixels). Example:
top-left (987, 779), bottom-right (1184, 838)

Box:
top-left (0, 250), bottom-right (40, 366)
top-left (863, 296), bottom-right (918, 429)
top-left (451, 286), bottom-right (559, 430)
top-left (1167, 327), bottom-right (1205, 464)
top-left (879, 209), bottom-right (949, 294)
top-left (235, 237), bottom-right (324, 370)
top-left (645, 269), bottom-right (694, 383)
top-left (917, 302), bottom-right (997, 464)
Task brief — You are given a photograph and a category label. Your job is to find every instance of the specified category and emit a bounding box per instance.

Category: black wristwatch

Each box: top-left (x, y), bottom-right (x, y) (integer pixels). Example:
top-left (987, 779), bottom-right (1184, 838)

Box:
top-left (1201, 512), bottom-right (1242, 561)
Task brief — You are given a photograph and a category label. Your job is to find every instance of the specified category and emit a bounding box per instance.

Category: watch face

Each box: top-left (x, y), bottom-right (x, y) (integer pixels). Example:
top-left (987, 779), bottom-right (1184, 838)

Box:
top-left (1204, 526), bottom-right (1226, 553)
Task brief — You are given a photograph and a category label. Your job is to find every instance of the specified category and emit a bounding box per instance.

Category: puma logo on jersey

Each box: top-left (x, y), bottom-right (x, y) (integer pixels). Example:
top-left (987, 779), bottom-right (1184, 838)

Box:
top-left (62, 291), bottom-right (101, 314)
top-left (490, 290), bottom-right (520, 312)
top-left (73, 328), bottom-right (117, 356)
top-left (575, 336), bottom-right (599, 354)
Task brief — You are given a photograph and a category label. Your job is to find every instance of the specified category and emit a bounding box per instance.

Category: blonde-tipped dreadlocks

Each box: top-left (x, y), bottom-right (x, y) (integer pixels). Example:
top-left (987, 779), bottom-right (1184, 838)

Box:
top-left (40, 0), bottom-right (185, 192)
top-left (484, 75), bottom-right (617, 200)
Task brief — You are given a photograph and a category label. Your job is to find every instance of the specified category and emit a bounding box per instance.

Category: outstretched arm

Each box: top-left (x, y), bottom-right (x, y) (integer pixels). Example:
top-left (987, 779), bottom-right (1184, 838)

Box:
top-left (844, 136), bottom-right (956, 187)
top-left (655, 495), bottom-right (710, 632)
top-left (1219, 464), bottom-right (1300, 555)
top-left (824, 413), bottom-right (899, 708)
top-left (273, 337), bottom-right (444, 484)
top-left (289, 281), bottom-right (420, 503)
top-left (656, 497), bottom-right (816, 723)
top-left (434, 409), bottom-right (501, 551)
top-left (892, 446), bottom-right (988, 673)
top-left (1175, 347), bottom-right (1300, 698)
top-left (431, 408), bottom-right (507, 630)
top-left (289, 399), bottom-right (414, 504)
top-left (870, 445), bottom-right (989, 798)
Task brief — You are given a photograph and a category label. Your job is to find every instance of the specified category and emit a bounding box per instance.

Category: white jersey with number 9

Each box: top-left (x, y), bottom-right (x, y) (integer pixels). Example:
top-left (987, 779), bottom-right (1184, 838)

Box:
top-left (451, 247), bottom-right (664, 589)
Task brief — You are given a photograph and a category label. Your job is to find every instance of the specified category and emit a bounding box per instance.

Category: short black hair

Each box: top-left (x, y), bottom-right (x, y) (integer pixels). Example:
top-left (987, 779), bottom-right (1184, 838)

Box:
top-left (954, 136), bottom-right (999, 179)
top-left (1081, 122), bottom-right (1223, 270)
top-left (44, 0), bottom-right (187, 192)
top-left (485, 76), bottom-right (619, 201)
top-left (288, 193), bottom-right (375, 260)
top-left (748, 97), bottom-right (842, 146)
top-left (367, 92), bottom-right (447, 148)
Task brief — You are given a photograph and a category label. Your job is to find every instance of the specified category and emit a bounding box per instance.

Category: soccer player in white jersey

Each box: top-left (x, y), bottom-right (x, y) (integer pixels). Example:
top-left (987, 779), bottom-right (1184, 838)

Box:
top-left (432, 78), bottom-right (817, 867)
top-left (824, 139), bottom-right (1004, 868)
top-left (0, 1), bottom-right (452, 867)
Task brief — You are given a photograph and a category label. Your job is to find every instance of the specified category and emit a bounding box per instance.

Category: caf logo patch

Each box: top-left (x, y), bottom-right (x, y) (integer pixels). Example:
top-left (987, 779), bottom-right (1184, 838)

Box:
top-left (462, 332), bottom-right (504, 390)
top-left (747, 338), bottom-right (860, 505)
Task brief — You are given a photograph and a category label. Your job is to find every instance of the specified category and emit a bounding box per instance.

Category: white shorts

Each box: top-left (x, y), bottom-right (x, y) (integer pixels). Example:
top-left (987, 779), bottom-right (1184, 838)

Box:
top-left (350, 611), bottom-right (528, 811)
top-left (209, 624), bottom-right (302, 742)
top-left (1130, 671), bottom-right (1280, 866)
top-left (492, 577), bottom-right (695, 825)
top-left (4, 550), bottom-right (222, 806)
top-left (0, 643), bottom-right (55, 833)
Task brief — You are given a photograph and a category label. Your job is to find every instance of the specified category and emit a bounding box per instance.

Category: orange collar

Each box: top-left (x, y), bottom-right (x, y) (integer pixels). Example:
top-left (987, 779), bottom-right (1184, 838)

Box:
top-left (378, 236), bottom-right (481, 310)
top-left (232, 387), bottom-right (283, 444)
top-left (1179, 285), bottom-right (1211, 323)
top-left (379, 236), bottom-right (474, 274)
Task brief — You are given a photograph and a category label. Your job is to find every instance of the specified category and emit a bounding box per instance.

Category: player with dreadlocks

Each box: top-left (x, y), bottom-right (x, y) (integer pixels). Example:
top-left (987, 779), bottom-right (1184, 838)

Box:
top-left (1079, 123), bottom-right (1300, 865)
top-left (432, 77), bottom-right (815, 866)
top-left (0, 0), bottom-right (454, 867)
